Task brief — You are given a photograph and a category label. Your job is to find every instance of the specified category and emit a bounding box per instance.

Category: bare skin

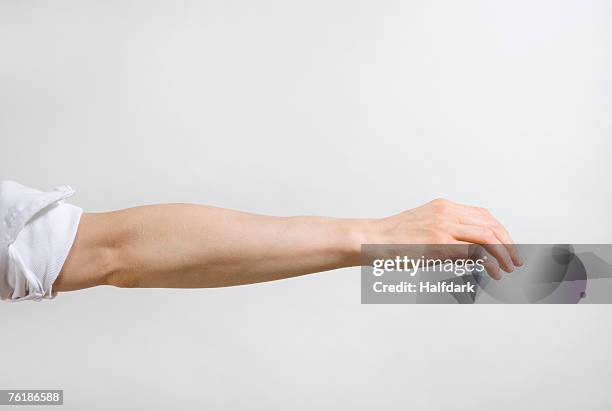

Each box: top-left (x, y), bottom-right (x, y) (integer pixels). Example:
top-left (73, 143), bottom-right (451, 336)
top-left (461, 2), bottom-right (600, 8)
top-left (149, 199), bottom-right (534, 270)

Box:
top-left (54, 198), bottom-right (522, 292)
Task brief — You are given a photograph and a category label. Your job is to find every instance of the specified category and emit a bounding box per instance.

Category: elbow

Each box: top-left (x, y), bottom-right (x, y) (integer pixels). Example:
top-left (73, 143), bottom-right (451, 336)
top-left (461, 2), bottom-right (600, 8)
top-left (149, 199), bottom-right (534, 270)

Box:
top-left (55, 243), bottom-right (125, 292)
top-left (54, 212), bottom-right (137, 291)
top-left (103, 246), bottom-right (141, 289)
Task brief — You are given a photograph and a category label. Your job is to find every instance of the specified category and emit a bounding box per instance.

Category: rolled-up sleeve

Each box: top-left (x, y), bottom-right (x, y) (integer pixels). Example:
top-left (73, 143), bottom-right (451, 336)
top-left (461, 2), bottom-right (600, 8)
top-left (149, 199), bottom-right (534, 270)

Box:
top-left (0, 181), bottom-right (82, 302)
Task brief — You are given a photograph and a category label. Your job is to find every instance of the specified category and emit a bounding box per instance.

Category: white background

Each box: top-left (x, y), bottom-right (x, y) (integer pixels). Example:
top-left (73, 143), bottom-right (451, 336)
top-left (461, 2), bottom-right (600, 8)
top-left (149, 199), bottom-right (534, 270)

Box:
top-left (1, 1), bottom-right (611, 409)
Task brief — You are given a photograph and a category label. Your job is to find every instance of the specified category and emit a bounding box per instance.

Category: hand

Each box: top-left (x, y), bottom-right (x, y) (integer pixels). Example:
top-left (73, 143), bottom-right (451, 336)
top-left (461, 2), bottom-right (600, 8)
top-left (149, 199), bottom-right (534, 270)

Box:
top-left (364, 198), bottom-right (523, 279)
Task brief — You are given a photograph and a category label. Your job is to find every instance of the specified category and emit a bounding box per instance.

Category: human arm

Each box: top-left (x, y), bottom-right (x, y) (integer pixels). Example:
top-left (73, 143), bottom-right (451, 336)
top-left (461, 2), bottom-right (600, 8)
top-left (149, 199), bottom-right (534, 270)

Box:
top-left (54, 198), bottom-right (522, 292)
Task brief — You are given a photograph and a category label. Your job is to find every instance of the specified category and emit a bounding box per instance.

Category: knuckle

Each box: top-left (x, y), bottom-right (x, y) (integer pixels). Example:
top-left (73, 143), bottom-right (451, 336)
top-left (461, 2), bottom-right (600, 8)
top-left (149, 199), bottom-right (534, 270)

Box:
top-left (484, 233), bottom-right (497, 243)
top-left (487, 222), bottom-right (502, 234)
top-left (431, 198), bottom-right (449, 207)
top-left (489, 220), bottom-right (502, 229)
top-left (483, 208), bottom-right (494, 218)
top-left (431, 198), bottom-right (452, 213)
top-left (478, 227), bottom-right (496, 243)
top-left (477, 225), bottom-right (490, 235)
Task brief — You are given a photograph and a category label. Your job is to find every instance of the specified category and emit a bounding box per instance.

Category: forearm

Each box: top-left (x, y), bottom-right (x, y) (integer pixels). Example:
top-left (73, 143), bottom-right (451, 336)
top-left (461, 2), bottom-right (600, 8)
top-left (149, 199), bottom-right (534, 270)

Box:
top-left (55, 204), bottom-right (368, 291)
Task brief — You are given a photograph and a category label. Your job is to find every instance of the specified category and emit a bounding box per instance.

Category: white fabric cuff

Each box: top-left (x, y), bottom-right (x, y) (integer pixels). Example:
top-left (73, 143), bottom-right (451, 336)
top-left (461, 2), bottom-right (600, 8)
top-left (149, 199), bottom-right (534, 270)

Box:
top-left (0, 181), bottom-right (83, 302)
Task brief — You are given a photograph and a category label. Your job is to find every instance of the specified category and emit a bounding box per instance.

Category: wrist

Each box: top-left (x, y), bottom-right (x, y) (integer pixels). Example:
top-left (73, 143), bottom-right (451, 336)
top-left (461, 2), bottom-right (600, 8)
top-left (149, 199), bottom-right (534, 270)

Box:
top-left (340, 218), bottom-right (382, 267)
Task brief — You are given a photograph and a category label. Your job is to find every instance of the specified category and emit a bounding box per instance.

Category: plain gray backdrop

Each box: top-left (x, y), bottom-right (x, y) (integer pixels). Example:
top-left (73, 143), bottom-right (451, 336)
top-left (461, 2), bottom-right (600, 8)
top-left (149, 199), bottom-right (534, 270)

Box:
top-left (1, 0), bottom-right (611, 409)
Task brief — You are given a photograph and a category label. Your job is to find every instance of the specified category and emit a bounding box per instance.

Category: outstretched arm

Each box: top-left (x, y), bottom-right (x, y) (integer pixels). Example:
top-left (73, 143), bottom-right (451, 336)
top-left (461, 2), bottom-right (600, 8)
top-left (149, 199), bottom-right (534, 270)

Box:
top-left (54, 199), bottom-right (522, 292)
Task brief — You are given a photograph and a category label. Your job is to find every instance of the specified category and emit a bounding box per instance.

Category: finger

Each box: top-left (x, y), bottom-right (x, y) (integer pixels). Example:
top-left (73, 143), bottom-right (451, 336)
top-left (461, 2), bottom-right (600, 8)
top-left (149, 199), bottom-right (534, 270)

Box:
top-left (445, 222), bottom-right (514, 273)
top-left (451, 203), bottom-right (523, 267)
top-left (465, 207), bottom-right (522, 266)
top-left (467, 244), bottom-right (502, 280)
top-left (457, 213), bottom-right (523, 267)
